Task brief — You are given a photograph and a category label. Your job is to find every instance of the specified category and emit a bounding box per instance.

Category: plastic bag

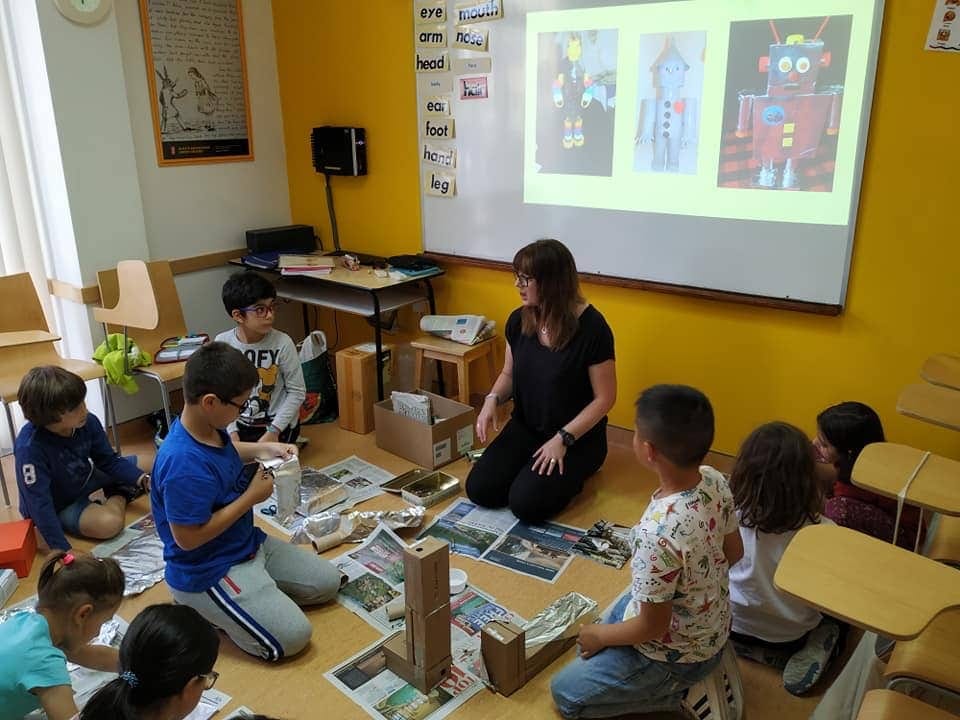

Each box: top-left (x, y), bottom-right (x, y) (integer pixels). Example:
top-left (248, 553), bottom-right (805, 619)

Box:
top-left (298, 330), bottom-right (338, 424)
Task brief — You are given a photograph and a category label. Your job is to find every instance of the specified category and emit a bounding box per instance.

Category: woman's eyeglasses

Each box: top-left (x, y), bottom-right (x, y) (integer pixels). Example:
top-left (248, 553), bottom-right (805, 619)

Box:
top-left (199, 671), bottom-right (219, 690)
top-left (514, 272), bottom-right (533, 288)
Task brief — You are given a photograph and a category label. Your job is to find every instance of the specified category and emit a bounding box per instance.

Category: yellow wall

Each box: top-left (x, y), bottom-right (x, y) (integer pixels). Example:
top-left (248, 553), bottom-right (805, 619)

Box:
top-left (273, 1), bottom-right (960, 457)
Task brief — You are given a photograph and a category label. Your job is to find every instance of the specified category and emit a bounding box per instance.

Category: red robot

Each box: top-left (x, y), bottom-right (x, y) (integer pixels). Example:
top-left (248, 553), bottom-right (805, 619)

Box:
top-left (736, 18), bottom-right (843, 189)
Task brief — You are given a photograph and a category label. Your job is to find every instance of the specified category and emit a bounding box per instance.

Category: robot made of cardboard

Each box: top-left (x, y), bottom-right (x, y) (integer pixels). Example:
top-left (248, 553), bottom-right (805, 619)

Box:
top-left (552, 32), bottom-right (598, 150)
top-left (736, 20), bottom-right (843, 190)
top-left (635, 37), bottom-right (699, 173)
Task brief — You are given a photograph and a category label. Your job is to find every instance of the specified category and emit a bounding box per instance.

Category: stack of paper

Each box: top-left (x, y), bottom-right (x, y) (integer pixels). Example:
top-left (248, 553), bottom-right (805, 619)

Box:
top-left (420, 314), bottom-right (496, 345)
top-left (279, 254), bottom-right (335, 277)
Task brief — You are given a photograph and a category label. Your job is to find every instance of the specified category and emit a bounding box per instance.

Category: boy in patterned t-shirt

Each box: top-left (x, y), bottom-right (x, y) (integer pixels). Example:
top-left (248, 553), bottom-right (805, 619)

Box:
top-left (551, 385), bottom-right (743, 719)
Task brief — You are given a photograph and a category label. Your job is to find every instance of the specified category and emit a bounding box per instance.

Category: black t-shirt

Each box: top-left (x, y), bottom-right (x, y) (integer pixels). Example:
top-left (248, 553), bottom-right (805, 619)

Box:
top-left (506, 305), bottom-right (615, 439)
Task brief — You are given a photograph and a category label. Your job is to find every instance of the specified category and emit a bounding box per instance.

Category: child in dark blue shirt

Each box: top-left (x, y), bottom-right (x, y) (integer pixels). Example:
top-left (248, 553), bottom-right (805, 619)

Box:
top-left (15, 366), bottom-right (147, 551)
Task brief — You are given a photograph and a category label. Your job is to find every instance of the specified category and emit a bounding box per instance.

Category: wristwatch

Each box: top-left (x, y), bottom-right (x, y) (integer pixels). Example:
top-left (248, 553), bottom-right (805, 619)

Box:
top-left (558, 428), bottom-right (576, 447)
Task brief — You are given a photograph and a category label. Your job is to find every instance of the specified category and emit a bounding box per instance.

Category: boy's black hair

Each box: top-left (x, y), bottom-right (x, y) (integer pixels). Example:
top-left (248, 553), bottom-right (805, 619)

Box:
top-left (18, 366), bottom-right (88, 426)
top-left (635, 384), bottom-right (714, 468)
top-left (183, 342), bottom-right (259, 404)
top-left (731, 421), bottom-right (824, 534)
top-left (222, 270), bottom-right (278, 316)
top-left (817, 401), bottom-right (885, 485)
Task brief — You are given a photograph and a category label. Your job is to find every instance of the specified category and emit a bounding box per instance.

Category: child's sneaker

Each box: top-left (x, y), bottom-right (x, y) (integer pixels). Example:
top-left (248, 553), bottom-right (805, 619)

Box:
top-left (782, 621), bottom-right (841, 695)
top-left (680, 674), bottom-right (735, 720)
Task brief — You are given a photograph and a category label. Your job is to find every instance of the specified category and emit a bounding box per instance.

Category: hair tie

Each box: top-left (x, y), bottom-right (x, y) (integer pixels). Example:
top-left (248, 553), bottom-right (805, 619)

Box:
top-left (62, 553), bottom-right (75, 566)
top-left (120, 670), bottom-right (139, 688)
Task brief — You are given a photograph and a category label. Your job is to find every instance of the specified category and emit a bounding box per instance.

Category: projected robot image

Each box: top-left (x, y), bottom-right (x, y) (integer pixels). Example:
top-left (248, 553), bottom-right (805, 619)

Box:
top-left (534, 29), bottom-right (618, 176)
top-left (717, 15), bottom-right (852, 192)
top-left (633, 32), bottom-right (705, 175)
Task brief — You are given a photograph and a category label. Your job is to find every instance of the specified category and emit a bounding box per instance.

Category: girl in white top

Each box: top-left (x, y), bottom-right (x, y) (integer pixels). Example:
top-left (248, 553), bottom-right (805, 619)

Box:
top-left (728, 421), bottom-right (842, 696)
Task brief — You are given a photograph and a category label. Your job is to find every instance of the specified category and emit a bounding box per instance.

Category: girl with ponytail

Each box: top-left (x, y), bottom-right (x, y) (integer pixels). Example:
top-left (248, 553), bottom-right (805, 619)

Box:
top-left (81, 604), bottom-right (219, 720)
top-left (0, 551), bottom-right (124, 719)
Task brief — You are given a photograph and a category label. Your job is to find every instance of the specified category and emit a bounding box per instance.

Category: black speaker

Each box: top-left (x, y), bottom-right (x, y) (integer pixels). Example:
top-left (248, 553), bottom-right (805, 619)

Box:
top-left (245, 224), bottom-right (316, 253)
top-left (311, 126), bottom-right (367, 176)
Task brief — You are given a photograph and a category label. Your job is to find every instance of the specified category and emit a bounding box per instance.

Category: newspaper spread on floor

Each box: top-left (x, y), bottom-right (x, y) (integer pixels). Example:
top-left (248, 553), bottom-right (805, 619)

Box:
top-left (417, 500), bottom-right (585, 583)
top-left (326, 635), bottom-right (483, 720)
top-left (90, 514), bottom-right (165, 596)
top-left (255, 456), bottom-right (395, 535)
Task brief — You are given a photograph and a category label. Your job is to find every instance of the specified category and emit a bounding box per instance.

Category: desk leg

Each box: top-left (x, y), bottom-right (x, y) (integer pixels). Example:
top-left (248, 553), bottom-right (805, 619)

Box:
top-left (423, 280), bottom-right (446, 397)
top-left (372, 292), bottom-right (385, 401)
top-left (300, 303), bottom-right (310, 340)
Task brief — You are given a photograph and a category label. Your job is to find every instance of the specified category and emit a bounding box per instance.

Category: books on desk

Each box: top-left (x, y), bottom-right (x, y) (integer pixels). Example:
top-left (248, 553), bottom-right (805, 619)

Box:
top-left (279, 254), bottom-right (335, 275)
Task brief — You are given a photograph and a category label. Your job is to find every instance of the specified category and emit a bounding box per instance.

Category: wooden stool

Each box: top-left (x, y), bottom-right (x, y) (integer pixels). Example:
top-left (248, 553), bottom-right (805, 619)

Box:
top-left (858, 690), bottom-right (957, 720)
top-left (411, 336), bottom-right (497, 405)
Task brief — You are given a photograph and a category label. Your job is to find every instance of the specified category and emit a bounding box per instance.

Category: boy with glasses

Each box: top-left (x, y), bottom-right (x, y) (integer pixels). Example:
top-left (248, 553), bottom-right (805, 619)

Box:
top-left (150, 342), bottom-right (342, 662)
top-left (216, 270), bottom-right (306, 444)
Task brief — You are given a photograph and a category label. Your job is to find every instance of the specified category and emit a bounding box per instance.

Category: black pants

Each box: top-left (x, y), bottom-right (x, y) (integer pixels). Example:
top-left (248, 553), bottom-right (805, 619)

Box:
top-left (236, 423), bottom-right (300, 444)
top-left (465, 418), bottom-right (607, 524)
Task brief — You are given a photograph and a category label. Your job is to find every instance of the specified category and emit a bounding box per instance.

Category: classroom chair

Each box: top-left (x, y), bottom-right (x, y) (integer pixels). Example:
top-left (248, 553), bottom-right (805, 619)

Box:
top-left (94, 260), bottom-right (188, 432)
top-left (883, 607), bottom-right (960, 709)
top-left (681, 642), bottom-right (745, 720)
top-left (921, 354), bottom-right (960, 392)
top-left (857, 689), bottom-right (958, 720)
top-left (925, 514), bottom-right (960, 567)
top-left (0, 272), bottom-right (117, 506)
top-left (411, 335), bottom-right (497, 405)
top-left (897, 383), bottom-right (960, 432)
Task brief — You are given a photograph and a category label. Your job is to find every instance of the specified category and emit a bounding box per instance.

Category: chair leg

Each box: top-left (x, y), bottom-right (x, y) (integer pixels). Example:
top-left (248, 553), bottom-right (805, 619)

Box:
top-left (137, 372), bottom-right (174, 432)
top-left (100, 377), bottom-right (121, 454)
top-left (0, 402), bottom-right (15, 507)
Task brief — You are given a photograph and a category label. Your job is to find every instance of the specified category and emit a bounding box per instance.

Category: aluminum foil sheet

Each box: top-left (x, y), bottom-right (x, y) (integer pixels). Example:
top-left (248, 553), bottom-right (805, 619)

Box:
top-left (271, 456), bottom-right (302, 523)
top-left (0, 594), bottom-right (36, 625)
top-left (291, 506), bottom-right (426, 552)
top-left (112, 530), bottom-right (166, 596)
top-left (299, 468), bottom-right (348, 515)
top-left (522, 592), bottom-right (598, 654)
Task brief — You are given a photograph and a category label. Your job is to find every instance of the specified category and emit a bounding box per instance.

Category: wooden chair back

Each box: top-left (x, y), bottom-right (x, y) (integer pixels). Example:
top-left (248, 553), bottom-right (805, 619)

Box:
top-left (93, 260), bottom-right (159, 330)
top-left (97, 261), bottom-right (187, 355)
top-left (0, 272), bottom-right (50, 333)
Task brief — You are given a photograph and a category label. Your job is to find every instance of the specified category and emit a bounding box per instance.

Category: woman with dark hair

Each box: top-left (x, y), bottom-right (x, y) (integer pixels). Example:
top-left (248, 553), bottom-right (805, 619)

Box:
top-left (80, 604), bottom-right (219, 720)
top-left (466, 239), bottom-right (616, 523)
top-left (814, 401), bottom-right (924, 549)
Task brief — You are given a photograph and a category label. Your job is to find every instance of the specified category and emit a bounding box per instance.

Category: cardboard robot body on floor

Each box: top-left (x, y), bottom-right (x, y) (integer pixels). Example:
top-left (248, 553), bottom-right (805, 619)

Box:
top-left (382, 537), bottom-right (453, 693)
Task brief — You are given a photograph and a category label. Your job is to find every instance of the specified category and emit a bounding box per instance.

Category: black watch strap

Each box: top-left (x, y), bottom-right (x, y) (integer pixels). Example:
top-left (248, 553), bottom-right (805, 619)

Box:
top-left (558, 428), bottom-right (575, 447)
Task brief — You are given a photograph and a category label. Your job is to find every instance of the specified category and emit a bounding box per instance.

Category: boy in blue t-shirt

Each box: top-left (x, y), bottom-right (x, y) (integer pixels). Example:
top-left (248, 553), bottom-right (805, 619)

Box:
top-left (151, 341), bottom-right (342, 662)
top-left (15, 366), bottom-right (147, 551)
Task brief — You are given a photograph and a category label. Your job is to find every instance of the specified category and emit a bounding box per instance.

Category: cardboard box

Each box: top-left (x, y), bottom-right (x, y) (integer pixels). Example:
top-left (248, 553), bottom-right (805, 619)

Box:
top-left (405, 603), bottom-right (451, 668)
top-left (480, 620), bottom-right (525, 696)
top-left (0, 519), bottom-right (36, 578)
top-left (382, 633), bottom-right (452, 694)
top-left (374, 390), bottom-right (475, 469)
top-left (336, 342), bottom-right (394, 434)
top-left (403, 537), bottom-right (450, 614)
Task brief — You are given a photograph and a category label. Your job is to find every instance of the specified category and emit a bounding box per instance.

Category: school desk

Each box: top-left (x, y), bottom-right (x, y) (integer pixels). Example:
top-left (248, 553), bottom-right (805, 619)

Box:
top-left (230, 259), bottom-right (444, 401)
top-left (921, 353), bottom-right (960, 391)
top-left (852, 443), bottom-right (960, 516)
top-left (897, 383), bottom-right (960, 432)
top-left (774, 524), bottom-right (960, 640)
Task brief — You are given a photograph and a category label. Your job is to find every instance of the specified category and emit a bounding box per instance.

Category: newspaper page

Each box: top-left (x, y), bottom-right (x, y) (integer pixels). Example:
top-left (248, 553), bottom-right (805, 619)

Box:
top-left (92, 513), bottom-right (156, 557)
top-left (416, 500), bottom-right (516, 559)
top-left (255, 456), bottom-right (395, 536)
top-left (418, 501), bottom-right (585, 583)
top-left (325, 636), bottom-right (483, 720)
top-left (335, 525), bottom-right (408, 633)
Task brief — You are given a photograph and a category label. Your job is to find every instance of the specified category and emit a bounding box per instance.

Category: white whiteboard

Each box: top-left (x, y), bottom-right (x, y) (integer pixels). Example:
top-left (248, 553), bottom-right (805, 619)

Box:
top-left (415, 0), bottom-right (885, 307)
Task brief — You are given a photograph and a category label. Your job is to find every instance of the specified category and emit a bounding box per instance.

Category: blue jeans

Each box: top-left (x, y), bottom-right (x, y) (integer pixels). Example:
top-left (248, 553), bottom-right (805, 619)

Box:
top-left (56, 455), bottom-right (139, 535)
top-left (550, 593), bottom-right (721, 719)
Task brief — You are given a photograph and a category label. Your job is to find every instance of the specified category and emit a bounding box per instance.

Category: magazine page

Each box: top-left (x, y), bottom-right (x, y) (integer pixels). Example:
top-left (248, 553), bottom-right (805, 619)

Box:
top-left (416, 500), bottom-right (517, 559)
top-left (325, 636), bottom-right (483, 720)
top-left (334, 525), bottom-right (409, 633)
top-left (480, 519), bottom-right (584, 583)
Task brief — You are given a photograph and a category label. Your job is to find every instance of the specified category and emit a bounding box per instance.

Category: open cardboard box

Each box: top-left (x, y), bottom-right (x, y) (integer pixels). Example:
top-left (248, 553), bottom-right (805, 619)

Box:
top-left (374, 390), bottom-right (475, 469)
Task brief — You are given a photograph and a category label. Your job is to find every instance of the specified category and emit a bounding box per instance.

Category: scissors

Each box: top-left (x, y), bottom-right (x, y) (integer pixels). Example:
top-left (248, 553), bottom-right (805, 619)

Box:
top-left (259, 504), bottom-right (278, 517)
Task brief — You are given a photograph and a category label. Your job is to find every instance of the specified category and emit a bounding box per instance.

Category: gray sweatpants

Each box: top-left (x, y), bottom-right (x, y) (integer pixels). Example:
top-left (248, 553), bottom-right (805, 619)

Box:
top-left (170, 535), bottom-right (341, 662)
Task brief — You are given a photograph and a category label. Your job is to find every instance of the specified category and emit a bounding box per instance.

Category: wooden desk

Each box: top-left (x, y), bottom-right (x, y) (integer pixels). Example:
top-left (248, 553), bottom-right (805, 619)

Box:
top-left (233, 260), bottom-right (444, 400)
top-left (0, 330), bottom-right (60, 347)
top-left (774, 524), bottom-right (960, 639)
top-left (921, 353), bottom-right (960, 391)
top-left (897, 383), bottom-right (960, 432)
top-left (852, 443), bottom-right (960, 516)
top-left (857, 690), bottom-right (957, 720)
